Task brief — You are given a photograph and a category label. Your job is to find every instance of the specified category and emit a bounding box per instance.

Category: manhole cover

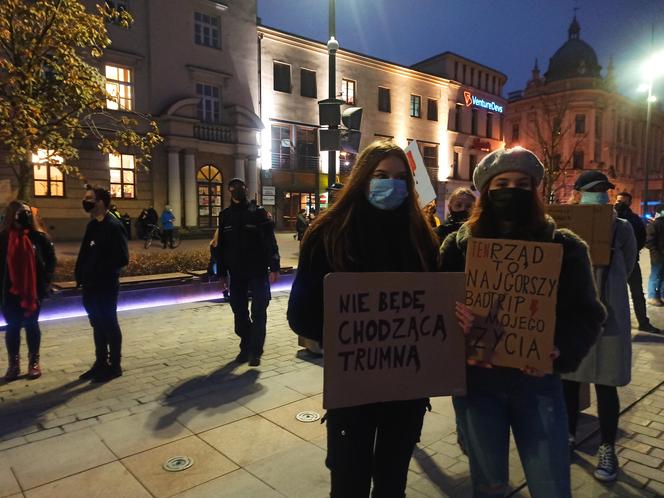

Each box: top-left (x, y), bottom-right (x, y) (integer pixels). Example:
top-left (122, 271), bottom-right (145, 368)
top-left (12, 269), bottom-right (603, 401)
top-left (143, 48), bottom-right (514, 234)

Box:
top-left (163, 456), bottom-right (194, 472)
top-left (296, 410), bottom-right (321, 423)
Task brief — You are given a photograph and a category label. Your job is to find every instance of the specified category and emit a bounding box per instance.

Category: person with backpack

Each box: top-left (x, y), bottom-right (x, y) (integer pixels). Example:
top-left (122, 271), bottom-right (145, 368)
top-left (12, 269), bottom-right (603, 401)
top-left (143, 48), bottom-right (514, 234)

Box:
top-left (1, 201), bottom-right (56, 381)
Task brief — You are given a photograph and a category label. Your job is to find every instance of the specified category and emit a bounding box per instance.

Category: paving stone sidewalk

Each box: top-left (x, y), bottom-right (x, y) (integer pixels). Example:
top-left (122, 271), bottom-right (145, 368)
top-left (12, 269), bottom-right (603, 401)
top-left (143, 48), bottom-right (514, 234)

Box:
top-left (0, 289), bottom-right (663, 496)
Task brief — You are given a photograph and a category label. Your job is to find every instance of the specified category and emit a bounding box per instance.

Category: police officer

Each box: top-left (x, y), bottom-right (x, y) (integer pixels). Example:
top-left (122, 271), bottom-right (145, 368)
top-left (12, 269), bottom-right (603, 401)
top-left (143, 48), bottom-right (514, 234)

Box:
top-left (216, 178), bottom-right (280, 366)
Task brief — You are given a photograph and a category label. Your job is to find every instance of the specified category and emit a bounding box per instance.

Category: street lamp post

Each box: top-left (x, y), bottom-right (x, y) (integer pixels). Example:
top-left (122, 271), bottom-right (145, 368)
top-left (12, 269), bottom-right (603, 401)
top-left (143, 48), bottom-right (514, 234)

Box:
top-left (643, 82), bottom-right (654, 217)
top-left (327, 0), bottom-right (338, 201)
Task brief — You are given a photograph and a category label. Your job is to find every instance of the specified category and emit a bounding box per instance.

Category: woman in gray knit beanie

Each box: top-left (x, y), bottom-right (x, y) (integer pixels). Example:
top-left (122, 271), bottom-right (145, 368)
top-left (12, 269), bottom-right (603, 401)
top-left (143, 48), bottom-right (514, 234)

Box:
top-left (440, 146), bottom-right (606, 497)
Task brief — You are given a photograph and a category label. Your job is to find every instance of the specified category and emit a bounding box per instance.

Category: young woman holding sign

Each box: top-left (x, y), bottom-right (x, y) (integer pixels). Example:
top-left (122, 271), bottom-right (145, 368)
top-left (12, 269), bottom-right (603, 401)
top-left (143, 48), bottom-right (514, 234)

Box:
top-left (440, 147), bottom-right (606, 498)
top-left (287, 140), bottom-right (439, 497)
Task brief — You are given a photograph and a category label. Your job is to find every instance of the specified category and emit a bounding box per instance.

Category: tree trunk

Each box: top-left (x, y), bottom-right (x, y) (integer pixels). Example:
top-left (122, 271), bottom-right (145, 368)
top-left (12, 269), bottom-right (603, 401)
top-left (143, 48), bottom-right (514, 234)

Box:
top-left (16, 158), bottom-right (32, 202)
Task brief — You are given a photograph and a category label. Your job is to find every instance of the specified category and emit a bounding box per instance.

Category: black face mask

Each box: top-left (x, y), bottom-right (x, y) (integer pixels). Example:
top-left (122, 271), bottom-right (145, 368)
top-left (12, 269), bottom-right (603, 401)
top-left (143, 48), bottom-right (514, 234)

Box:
top-left (488, 188), bottom-right (533, 223)
top-left (16, 210), bottom-right (33, 229)
top-left (82, 200), bottom-right (96, 213)
top-left (231, 188), bottom-right (247, 202)
top-left (614, 202), bottom-right (629, 214)
top-left (449, 210), bottom-right (470, 224)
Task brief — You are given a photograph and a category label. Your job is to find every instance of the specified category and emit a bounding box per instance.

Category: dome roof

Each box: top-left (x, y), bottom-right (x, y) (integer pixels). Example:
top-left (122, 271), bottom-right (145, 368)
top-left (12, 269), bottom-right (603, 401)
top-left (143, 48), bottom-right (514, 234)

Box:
top-left (544, 17), bottom-right (601, 82)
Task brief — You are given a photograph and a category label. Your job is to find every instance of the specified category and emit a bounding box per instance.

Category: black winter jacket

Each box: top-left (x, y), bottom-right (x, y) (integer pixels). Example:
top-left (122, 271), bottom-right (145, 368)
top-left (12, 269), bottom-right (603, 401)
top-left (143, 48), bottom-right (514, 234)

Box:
top-left (0, 230), bottom-right (56, 305)
top-left (646, 216), bottom-right (664, 259)
top-left (216, 201), bottom-right (280, 279)
top-left (287, 202), bottom-right (438, 342)
top-left (617, 207), bottom-right (646, 252)
top-left (440, 220), bottom-right (606, 374)
top-left (75, 213), bottom-right (129, 288)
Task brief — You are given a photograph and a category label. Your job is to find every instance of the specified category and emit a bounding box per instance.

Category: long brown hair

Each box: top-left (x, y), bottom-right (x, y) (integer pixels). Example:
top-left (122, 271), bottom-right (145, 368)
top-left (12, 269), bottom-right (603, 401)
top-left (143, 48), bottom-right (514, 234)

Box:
top-left (304, 140), bottom-right (439, 271)
top-left (467, 178), bottom-right (547, 238)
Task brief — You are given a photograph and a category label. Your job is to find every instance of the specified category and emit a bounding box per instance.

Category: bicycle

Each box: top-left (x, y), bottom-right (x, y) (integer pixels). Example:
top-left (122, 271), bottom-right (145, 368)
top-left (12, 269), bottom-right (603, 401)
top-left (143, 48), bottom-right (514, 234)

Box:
top-left (144, 224), bottom-right (181, 249)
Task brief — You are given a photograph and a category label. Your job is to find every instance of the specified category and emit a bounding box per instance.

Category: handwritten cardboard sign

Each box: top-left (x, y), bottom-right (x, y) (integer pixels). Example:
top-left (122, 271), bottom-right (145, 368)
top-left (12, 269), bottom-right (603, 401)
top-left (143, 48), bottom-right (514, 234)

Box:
top-left (546, 204), bottom-right (613, 266)
top-left (323, 272), bottom-right (466, 409)
top-left (465, 238), bottom-right (563, 373)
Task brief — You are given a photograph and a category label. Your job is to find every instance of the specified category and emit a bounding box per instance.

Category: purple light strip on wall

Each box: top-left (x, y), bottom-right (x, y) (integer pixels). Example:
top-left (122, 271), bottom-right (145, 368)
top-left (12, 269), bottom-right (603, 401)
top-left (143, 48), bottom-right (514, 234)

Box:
top-left (0, 279), bottom-right (294, 327)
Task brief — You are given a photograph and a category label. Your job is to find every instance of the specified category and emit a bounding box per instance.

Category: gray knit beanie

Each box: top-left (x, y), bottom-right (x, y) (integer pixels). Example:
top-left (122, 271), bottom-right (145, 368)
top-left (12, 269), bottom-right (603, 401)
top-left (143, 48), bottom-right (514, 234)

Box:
top-left (472, 147), bottom-right (544, 192)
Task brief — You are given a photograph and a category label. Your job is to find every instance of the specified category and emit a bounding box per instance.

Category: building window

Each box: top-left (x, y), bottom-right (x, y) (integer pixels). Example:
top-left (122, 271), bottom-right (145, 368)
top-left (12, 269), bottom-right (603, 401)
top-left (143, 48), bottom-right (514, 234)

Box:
top-left (108, 153), bottom-right (135, 199)
top-left (492, 76), bottom-right (497, 94)
top-left (484, 73), bottom-right (489, 91)
top-left (573, 150), bottom-right (584, 170)
top-left (454, 61), bottom-right (459, 80)
top-left (470, 68), bottom-right (475, 87)
top-left (271, 124), bottom-right (292, 169)
top-left (273, 62), bottom-right (291, 93)
top-left (616, 119), bottom-right (622, 143)
top-left (296, 127), bottom-right (319, 170)
top-left (462, 64), bottom-right (467, 84)
top-left (594, 141), bottom-right (601, 162)
top-left (575, 114), bottom-right (586, 134)
top-left (595, 112), bottom-right (602, 139)
top-left (197, 165), bottom-right (222, 228)
top-left (196, 83), bottom-right (221, 123)
top-left (342, 78), bottom-right (356, 105)
top-left (455, 103), bottom-right (463, 132)
top-left (378, 87), bottom-right (391, 112)
top-left (32, 150), bottom-right (64, 197)
top-left (453, 151), bottom-right (460, 179)
top-left (427, 99), bottom-right (438, 121)
top-left (300, 68), bottom-right (317, 98)
top-left (410, 95), bottom-right (421, 118)
top-left (486, 113), bottom-right (493, 139)
top-left (471, 109), bottom-right (478, 135)
top-left (194, 12), bottom-right (220, 49)
top-left (105, 64), bottom-right (133, 111)
top-left (469, 154), bottom-right (478, 180)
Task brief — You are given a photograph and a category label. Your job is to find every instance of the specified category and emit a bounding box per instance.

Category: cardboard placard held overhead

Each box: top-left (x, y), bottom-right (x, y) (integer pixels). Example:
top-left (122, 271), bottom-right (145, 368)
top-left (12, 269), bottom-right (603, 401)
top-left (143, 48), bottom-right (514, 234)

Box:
top-left (546, 204), bottom-right (613, 266)
top-left (465, 238), bottom-right (563, 373)
top-left (404, 141), bottom-right (437, 208)
top-left (323, 272), bottom-right (466, 409)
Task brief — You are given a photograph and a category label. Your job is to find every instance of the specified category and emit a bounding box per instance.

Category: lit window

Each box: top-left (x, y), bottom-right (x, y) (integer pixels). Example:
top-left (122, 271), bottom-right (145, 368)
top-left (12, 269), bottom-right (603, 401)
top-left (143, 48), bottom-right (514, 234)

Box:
top-left (109, 153), bottom-right (136, 198)
top-left (105, 64), bottom-right (133, 110)
top-left (342, 78), bottom-right (356, 105)
top-left (196, 83), bottom-right (221, 123)
top-left (194, 12), bottom-right (220, 49)
top-left (32, 150), bottom-right (64, 197)
top-left (410, 95), bottom-right (421, 118)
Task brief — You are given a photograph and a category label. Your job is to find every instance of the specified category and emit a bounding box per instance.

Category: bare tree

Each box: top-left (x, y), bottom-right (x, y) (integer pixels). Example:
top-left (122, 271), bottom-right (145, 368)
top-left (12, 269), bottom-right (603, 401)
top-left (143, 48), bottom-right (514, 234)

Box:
top-left (526, 93), bottom-right (588, 203)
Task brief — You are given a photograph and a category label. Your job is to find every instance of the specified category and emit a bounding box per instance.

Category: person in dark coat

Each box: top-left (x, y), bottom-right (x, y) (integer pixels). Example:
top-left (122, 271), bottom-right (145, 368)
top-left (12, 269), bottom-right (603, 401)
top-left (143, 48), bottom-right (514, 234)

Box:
top-left (288, 140), bottom-right (440, 497)
top-left (1, 201), bottom-right (56, 381)
top-left (216, 178), bottom-right (280, 367)
top-left (615, 192), bottom-right (660, 333)
top-left (295, 209), bottom-right (309, 241)
top-left (441, 147), bottom-right (606, 497)
top-left (435, 187), bottom-right (476, 242)
top-left (76, 185), bottom-right (129, 383)
top-left (646, 207), bottom-right (664, 306)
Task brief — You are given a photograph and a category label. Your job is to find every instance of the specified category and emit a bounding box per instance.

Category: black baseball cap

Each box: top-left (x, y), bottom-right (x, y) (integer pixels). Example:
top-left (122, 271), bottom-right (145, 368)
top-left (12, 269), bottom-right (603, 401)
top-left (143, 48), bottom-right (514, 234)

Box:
top-left (573, 170), bottom-right (615, 191)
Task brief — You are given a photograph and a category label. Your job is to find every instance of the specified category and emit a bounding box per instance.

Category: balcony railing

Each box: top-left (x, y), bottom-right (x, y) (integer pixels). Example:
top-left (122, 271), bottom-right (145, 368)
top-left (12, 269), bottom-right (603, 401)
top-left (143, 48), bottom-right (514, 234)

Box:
top-left (194, 124), bottom-right (233, 143)
top-left (271, 153), bottom-right (319, 171)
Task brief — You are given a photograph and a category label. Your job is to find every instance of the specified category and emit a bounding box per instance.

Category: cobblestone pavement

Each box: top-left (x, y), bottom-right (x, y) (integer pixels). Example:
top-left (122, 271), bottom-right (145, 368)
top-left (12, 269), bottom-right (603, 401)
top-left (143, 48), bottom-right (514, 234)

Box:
top-left (1, 266), bottom-right (664, 496)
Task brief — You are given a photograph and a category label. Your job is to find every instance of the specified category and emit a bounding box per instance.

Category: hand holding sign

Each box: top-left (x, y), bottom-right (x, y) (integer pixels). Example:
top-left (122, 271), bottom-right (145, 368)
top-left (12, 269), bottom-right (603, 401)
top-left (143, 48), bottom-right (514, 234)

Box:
top-left (464, 238), bottom-right (563, 373)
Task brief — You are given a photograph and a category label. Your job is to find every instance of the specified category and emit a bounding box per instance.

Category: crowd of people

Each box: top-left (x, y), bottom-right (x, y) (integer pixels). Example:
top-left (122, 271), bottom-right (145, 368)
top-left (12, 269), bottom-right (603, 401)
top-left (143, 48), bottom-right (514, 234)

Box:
top-left (1, 139), bottom-right (660, 496)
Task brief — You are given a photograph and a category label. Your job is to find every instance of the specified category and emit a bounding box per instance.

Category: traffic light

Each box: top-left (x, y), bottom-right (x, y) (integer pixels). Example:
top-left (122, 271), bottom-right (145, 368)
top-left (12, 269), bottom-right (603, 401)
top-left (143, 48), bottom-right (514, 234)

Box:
top-left (318, 100), bottom-right (362, 152)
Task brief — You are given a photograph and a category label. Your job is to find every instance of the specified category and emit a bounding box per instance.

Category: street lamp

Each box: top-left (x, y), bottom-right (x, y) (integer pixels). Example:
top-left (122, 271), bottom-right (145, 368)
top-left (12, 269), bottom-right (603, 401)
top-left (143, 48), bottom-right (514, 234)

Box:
top-left (639, 52), bottom-right (664, 217)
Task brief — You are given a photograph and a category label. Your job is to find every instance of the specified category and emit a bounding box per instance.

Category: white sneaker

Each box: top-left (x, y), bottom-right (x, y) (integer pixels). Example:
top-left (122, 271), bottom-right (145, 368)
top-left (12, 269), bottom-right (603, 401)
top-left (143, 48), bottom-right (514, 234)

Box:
top-left (594, 443), bottom-right (619, 482)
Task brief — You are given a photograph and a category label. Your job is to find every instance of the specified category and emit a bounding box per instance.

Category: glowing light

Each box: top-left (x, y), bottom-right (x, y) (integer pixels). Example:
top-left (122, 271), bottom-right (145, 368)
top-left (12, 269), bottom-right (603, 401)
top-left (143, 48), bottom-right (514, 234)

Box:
top-left (0, 280), bottom-right (294, 328)
top-left (648, 95), bottom-right (658, 103)
top-left (642, 51), bottom-right (664, 83)
top-left (638, 83), bottom-right (650, 93)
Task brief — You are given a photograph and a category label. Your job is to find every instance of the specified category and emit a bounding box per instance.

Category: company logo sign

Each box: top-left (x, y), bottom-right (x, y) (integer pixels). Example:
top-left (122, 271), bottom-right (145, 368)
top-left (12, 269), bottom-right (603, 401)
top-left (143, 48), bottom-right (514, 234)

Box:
top-left (464, 91), bottom-right (504, 114)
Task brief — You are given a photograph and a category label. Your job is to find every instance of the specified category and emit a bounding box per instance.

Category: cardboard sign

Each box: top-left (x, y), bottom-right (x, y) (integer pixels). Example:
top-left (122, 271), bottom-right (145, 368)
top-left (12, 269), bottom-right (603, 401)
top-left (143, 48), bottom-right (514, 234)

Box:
top-left (405, 141), bottom-right (437, 208)
top-left (546, 204), bottom-right (613, 266)
top-left (464, 238), bottom-right (563, 373)
top-left (323, 272), bottom-right (467, 409)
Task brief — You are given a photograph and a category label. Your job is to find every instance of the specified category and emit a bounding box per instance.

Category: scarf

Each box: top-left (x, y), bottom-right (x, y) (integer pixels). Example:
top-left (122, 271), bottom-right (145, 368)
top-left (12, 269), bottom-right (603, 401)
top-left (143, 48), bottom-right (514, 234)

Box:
top-left (7, 228), bottom-right (38, 316)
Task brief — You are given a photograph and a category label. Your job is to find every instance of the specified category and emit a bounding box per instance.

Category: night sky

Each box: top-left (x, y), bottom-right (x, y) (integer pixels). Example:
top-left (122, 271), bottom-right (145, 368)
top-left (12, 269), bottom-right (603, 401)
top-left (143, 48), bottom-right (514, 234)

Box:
top-left (257, 0), bottom-right (664, 99)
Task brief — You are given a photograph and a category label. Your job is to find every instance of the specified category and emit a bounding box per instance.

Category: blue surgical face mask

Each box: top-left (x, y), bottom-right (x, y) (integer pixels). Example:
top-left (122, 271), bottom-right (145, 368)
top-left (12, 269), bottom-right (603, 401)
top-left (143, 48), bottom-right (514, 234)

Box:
top-left (367, 178), bottom-right (408, 210)
top-left (580, 191), bottom-right (610, 205)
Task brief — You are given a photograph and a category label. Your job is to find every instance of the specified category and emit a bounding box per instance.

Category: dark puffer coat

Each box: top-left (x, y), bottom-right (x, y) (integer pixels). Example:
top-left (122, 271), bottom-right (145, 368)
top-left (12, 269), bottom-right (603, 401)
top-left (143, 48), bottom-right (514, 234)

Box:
top-left (440, 219), bottom-right (606, 374)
